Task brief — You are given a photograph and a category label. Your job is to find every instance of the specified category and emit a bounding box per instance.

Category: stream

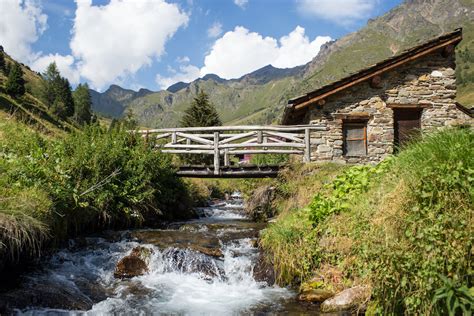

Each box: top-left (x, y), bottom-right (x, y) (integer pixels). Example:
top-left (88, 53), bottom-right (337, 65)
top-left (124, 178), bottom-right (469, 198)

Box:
top-left (0, 193), bottom-right (316, 315)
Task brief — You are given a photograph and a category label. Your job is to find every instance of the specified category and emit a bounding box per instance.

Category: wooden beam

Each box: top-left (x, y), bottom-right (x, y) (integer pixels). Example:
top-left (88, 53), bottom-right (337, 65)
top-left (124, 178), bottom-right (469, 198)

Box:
top-left (228, 149), bottom-right (303, 155)
top-left (136, 125), bottom-right (328, 133)
top-left (160, 149), bottom-right (214, 154)
top-left (176, 132), bottom-right (214, 145)
top-left (219, 142), bottom-right (306, 149)
top-left (213, 132), bottom-right (220, 175)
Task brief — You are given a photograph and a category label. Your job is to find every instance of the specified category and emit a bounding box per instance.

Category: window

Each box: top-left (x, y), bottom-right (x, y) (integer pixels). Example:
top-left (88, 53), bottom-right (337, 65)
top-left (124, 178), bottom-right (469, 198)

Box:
top-left (343, 122), bottom-right (367, 156)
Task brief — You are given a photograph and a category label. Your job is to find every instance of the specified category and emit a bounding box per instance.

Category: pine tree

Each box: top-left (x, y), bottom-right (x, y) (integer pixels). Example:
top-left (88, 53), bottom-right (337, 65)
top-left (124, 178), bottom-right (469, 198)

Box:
top-left (57, 77), bottom-right (75, 117)
top-left (180, 90), bottom-right (221, 165)
top-left (5, 63), bottom-right (25, 97)
top-left (40, 62), bottom-right (62, 107)
top-left (73, 83), bottom-right (93, 125)
top-left (180, 90), bottom-right (222, 127)
top-left (40, 62), bottom-right (74, 118)
top-left (0, 53), bottom-right (5, 74)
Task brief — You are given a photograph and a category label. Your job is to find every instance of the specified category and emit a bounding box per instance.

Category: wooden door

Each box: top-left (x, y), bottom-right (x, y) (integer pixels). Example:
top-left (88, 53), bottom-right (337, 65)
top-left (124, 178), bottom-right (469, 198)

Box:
top-left (394, 108), bottom-right (422, 149)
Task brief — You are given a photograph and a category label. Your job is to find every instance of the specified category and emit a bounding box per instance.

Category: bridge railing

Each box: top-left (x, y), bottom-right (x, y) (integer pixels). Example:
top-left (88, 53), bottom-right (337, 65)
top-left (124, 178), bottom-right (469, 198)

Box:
top-left (135, 125), bottom-right (326, 175)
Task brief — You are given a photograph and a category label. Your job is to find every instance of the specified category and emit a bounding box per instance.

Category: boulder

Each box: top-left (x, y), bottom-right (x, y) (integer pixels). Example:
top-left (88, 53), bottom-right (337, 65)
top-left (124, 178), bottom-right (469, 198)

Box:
top-left (245, 185), bottom-right (276, 221)
top-left (297, 288), bottom-right (334, 303)
top-left (320, 286), bottom-right (370, 313)
top-left (190, 245), bottom-right (223, 258)
top-left (252, 252), bottom-right (275, 285)
top-left (114, 246), bottom-right (153, 279)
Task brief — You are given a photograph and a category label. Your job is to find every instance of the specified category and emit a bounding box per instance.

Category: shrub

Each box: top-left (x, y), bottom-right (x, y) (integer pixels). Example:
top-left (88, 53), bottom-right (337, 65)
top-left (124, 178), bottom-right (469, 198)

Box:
top-left (0, 118), bottom-right (193, 261)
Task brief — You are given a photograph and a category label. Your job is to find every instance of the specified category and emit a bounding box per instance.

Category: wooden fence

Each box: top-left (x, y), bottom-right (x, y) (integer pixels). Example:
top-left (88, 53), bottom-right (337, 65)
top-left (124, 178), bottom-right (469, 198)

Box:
top-left (135, 125), bottom-right (326, 175)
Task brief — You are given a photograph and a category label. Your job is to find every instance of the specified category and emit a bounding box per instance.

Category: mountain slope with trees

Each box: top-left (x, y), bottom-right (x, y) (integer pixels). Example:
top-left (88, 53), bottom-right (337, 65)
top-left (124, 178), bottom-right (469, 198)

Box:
top-left (90, 0), bottom-right (474, 128)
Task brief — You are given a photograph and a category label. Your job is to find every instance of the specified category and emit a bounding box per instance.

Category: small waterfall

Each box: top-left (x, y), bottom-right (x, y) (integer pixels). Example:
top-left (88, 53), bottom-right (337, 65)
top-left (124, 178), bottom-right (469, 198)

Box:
top-left (9, 193), bottom-right (296, 315)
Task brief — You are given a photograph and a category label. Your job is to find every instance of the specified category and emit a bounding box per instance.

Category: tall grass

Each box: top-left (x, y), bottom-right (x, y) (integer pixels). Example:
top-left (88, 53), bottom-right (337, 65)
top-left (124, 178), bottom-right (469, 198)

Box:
top-left (0, 116), bottom-right (194, 266)
top-left (260, 127), bottom-right (473, 314)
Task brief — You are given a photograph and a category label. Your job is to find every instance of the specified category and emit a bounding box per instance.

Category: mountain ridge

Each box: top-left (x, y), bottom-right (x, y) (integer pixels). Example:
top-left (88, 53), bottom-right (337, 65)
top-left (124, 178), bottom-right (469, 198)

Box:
top-left (91, 0), bottom-right (474, 126)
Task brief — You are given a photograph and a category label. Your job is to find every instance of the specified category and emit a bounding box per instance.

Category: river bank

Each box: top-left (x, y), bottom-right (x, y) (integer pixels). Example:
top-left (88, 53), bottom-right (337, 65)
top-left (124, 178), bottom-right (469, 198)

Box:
top-left (0, 117), bottom-right (203, 277)
top-left (0, 194), bottom-right (319, 315)
top-left (249, 128), bottom-right (473, 314)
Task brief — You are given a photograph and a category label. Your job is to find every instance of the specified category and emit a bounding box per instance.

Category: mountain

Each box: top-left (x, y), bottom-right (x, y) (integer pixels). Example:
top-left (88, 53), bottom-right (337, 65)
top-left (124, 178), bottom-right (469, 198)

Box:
top-left (91, 0), bottom-right (474, 127)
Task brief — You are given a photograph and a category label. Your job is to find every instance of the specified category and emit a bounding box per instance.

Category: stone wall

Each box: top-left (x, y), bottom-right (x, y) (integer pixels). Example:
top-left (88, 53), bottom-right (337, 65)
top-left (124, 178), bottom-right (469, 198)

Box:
top-left (306, 49), bottom-right (472, 164)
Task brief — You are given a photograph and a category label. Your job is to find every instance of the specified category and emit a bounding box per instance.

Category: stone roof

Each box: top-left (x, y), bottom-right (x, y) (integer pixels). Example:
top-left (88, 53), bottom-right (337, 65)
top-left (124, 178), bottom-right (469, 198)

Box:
top-left (282, 28), bottom-right (463, 125)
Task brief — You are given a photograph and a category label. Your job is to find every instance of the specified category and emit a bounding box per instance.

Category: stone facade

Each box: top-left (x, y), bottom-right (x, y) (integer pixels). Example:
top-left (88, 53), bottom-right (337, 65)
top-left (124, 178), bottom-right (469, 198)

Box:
top-left (305, 51), bottom-right (472, 164)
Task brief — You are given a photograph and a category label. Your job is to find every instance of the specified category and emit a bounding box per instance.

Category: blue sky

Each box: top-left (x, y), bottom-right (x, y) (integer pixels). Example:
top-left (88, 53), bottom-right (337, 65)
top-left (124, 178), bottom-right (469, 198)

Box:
top-left (0, 0), bottom-right (402, 91)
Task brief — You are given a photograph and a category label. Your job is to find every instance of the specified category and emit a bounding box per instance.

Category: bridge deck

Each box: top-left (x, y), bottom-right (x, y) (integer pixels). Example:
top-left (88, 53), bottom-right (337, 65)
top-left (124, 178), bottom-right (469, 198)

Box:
top-left (176, 165), bottom-right (281, 178)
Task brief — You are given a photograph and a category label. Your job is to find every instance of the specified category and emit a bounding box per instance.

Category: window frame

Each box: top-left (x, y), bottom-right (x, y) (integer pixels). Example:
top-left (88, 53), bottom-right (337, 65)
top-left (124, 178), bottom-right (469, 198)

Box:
top-left (342, 121), bottom-right (368, 157)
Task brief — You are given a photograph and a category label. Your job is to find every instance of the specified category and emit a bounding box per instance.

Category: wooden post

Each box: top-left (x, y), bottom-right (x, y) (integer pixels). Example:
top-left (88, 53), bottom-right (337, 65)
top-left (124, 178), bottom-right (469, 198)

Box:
top-left (304, 127), bottom-right (311, 163)
top-left (214, 132), bottom-right (220, 175)
top-left (186, 138), bottom-right (191, 151)
top-left (171, 132), bottom-right (177, 144)
top-left (257, 131), bottom-right (263, 144)
top-left (144, 130), bottom-right (149, 147)
top-left (224, 149), bottom-right (230, 166)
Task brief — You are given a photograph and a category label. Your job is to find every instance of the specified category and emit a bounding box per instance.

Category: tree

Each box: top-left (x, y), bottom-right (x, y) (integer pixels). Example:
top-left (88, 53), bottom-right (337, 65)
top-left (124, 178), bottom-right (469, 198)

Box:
top-left (40, 62), bottom-right (61, 107)
top-left (0, 53), bottom-right (5, 74)
top-left (40, 62), bottom-right (74, 118)
top-left (180, 90), bottom-right (221, 165)
top-left (58, 77), bottom-right (75, 117)
top-left (73, 83), bottom-right (93, 125)
top-left (180, 90), bottom-right (221, 127)
top-left (5, 63), bottom-right (25, 97)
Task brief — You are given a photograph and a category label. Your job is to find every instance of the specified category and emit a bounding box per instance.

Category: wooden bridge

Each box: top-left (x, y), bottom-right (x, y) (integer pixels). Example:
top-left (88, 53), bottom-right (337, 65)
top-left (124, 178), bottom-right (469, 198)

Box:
top-left (135, 125), bottom-right (325, 178)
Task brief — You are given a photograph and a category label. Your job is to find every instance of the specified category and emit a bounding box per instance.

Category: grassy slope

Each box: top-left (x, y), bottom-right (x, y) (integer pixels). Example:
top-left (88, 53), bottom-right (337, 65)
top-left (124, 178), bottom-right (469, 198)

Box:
top-left (0, 52), bottom-right (76, 136)
top-left (127, 76), bottom-right (296, 127)
top-left (259, 128), bottom-right (473, 314)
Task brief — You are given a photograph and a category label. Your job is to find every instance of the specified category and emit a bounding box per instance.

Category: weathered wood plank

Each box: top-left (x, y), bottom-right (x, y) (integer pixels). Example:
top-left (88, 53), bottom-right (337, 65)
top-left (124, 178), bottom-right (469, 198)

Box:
top-left (219, 142), bottom-right (306, 149)
top-left (218, 131), bottom-right (256, 144)
top-left (176, 132), bottom-right (214, 145)
top-left (265, 131), bottom-right (305, 143)
top-left (137, 125), bottom-right (327, 133)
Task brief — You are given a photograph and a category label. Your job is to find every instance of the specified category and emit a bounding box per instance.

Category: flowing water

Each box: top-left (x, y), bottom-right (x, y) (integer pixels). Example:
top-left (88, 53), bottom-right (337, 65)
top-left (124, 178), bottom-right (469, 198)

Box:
top-left (1, 194), bottom-right (316, 315)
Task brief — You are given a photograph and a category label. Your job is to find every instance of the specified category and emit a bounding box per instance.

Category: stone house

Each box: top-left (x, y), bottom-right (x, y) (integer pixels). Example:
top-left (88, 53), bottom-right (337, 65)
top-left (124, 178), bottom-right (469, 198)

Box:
top-left (282, 29), bottom-right (473, 163)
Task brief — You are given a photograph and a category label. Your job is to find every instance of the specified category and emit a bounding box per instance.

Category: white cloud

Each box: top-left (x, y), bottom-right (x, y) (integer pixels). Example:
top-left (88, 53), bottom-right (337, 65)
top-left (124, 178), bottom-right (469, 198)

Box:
top-left (176, 56), bottom-right (190, 64)
top-left (200, 26), bottom-right (331, 79)
top-left (70, 0), bottom-right (189, 90)
top-left (0, 0), bottom-right (47, 63)
top-left (31, 53), bottom-right (80, 84)
top-left (156, 64), bottom-right (200, 89)
top-left (234, 0), bottom-right (248, 9)
top-left (234, 0), bottom-right (249, 9)
top-left (207, 22), bottom-right (223, 38)
top-left (296, 0), bottom-right (377, 24)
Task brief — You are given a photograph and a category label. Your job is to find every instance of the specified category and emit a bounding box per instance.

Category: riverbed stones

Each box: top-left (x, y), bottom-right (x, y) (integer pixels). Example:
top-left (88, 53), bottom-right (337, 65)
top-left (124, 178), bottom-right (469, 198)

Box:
top-left (114, 246), bottom-right (153, 279)
top-left (297, 288), bottom-right (334, 303)
top-left (320, 286), bottom-right (370, 313)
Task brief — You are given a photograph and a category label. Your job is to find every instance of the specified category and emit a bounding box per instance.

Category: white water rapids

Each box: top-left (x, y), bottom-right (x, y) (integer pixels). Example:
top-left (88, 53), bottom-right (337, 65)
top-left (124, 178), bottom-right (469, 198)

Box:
top-left (9, 194), bottom-right (305, 315)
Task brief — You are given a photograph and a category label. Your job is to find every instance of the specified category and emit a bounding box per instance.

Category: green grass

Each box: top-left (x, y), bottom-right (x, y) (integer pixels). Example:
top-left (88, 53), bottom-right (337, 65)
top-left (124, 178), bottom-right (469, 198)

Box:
top-left (260, 128), bottom-right (473, 314)
top-left (0, 114), bottom-right (195, 267)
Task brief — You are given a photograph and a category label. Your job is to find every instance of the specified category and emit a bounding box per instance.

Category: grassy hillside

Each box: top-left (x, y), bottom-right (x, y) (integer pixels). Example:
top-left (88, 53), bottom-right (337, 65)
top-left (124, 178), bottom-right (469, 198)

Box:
top-left (94, 0), bottom-right (473, 128)
top-left (0, 51), bottom-right (198, 274)
top-left (0, 51), bottom-right (76, 136)
top-left (256, 127), bottom-right (473, 314)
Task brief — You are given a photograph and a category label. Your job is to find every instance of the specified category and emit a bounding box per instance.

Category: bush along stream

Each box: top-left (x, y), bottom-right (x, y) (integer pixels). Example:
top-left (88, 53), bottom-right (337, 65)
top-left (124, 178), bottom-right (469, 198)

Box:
top-left (0, 193), bottom-right (322, 315)
top-left (0, 120), bottom-right (196, 279)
